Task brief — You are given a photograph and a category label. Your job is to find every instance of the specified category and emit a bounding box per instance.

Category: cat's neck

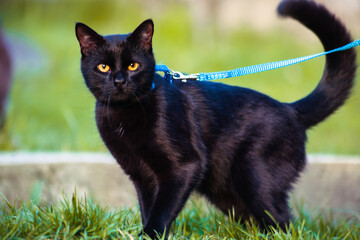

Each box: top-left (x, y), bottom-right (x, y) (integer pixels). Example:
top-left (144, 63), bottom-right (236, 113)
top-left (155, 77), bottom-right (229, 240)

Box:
top-left (95, 93), bottom-right (156, 131)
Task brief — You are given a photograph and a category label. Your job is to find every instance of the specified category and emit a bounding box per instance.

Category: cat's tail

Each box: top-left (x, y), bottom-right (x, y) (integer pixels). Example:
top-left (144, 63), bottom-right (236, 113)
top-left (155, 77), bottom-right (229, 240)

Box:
top-left (277, 0), bottom-right (357, 129)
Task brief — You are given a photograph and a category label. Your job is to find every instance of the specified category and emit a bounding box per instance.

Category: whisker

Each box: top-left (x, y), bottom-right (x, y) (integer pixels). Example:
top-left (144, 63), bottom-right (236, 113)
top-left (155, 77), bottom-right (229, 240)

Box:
top-left (114, 122), bottom-right (125, 137)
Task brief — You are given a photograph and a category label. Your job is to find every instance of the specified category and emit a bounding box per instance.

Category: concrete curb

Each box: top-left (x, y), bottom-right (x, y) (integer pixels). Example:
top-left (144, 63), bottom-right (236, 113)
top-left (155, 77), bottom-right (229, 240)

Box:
top-left (1, 152), bottom-right (359, 217)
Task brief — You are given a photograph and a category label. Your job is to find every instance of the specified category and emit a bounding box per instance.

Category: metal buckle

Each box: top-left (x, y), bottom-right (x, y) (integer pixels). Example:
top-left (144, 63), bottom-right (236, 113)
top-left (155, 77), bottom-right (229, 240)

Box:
top-left (170, 70), bottom-right (199, 82)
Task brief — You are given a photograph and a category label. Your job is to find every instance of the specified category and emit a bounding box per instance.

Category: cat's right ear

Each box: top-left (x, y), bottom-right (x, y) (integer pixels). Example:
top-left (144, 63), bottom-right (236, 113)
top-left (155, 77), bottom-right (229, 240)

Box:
top-left (75, 23), bottom-right (105, 56)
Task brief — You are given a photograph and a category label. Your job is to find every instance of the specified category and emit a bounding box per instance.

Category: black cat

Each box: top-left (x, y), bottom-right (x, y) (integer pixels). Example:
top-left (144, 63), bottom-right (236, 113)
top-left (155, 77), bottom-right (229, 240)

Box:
top-left (75, 0), bottom-right (356, 238)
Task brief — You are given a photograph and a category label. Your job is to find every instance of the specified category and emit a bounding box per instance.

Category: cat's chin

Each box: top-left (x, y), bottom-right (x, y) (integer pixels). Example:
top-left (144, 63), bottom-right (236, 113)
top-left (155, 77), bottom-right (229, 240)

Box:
top-left (96, 94), bottom-right (134, 105)
top-left (95, 90), bottom-right (146, 106)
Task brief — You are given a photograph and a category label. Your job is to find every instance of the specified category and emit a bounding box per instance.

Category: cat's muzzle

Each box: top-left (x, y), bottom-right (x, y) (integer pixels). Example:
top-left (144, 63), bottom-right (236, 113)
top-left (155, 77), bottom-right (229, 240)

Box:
top-left (113, 72), bottom-right (126, 87)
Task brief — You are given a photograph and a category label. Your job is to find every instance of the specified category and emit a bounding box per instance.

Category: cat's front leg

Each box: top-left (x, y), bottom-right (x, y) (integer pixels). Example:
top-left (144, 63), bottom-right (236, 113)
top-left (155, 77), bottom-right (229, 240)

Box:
top-left (133, 179), bottom-right (156, 226)
top-left (142, 174), bottom-right (197, 239)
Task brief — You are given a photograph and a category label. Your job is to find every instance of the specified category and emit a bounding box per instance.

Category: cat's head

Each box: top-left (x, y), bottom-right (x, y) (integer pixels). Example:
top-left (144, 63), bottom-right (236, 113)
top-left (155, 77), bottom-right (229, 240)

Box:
top-left (75, 20), bottom-right (155, 104)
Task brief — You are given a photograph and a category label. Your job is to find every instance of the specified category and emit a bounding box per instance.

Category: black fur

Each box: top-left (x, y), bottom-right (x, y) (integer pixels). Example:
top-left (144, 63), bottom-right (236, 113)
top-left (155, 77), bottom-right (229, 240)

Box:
top-left (278, 0), bottom-right (357, 128)
top-left (75, 0), bottom-right (357, 238)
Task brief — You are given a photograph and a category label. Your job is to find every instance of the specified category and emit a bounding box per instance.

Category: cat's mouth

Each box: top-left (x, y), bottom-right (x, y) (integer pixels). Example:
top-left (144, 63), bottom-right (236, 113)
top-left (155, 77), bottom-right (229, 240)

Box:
top-left (112, 86), bottom-right (135, 101)
top-left (102, 83), bottom-right (144, 104)
top-left (114, 82), bottom-right (136, 95)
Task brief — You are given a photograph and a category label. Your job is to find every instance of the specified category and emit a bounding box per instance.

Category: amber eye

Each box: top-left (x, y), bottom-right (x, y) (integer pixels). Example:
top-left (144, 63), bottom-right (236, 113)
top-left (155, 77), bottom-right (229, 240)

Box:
top-left (128, 62), bottom-right (139, 71)
top-left (97, 64), bottom-right (110, 73)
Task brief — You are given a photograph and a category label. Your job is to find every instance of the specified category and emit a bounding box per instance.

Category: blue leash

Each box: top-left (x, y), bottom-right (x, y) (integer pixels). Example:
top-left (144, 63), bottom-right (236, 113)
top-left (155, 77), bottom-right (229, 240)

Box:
top-left (155, 39), bottom-right (360, 82)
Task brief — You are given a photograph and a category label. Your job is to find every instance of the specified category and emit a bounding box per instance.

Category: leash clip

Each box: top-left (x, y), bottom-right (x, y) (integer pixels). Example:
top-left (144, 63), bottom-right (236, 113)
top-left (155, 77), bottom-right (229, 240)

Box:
top-left (171, 71), bottom-right (199, 82)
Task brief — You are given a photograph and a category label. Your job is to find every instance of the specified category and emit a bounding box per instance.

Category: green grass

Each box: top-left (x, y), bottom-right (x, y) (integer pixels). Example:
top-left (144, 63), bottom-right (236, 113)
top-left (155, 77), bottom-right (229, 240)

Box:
top-left (1, 192), bottom-right (359, 239)
top-left (0, 0), bottom-right (359, 153)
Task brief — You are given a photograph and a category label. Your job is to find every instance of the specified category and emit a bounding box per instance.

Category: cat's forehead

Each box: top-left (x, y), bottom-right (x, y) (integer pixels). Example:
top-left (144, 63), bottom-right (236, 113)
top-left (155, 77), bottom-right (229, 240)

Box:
top-left (104, 34), bottom-right (129, 44)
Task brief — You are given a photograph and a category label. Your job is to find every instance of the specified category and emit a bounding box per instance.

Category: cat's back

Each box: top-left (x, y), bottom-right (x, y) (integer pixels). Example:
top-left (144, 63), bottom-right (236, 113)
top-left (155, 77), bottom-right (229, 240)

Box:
top-left (178, 80), bottom-right (294, 125)
top-left (180, 80), bottom-right (305, 159)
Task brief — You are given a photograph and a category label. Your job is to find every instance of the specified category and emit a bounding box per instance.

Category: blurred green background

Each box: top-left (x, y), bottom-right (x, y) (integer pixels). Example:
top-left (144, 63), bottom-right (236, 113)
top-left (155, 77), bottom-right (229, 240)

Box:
top-left (0, 0), bottom-right (359, 154)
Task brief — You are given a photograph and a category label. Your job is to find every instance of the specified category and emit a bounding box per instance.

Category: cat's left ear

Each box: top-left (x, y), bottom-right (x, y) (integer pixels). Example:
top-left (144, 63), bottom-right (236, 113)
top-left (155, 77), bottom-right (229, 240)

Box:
top-left (129, 19), bottom-right (154, 51)
top-left (75, 23), bottom-right (105, 56)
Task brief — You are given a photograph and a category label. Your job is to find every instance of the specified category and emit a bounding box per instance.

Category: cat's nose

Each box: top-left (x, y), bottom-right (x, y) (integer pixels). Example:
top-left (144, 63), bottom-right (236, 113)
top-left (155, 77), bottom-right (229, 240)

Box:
top-left (114, 73), bottom-right (126, 87)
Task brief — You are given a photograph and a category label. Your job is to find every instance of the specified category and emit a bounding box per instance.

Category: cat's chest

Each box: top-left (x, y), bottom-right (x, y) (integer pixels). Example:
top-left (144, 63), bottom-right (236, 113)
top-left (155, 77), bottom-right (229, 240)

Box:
top-left (96, 106), bottom-right (146, 144)
top-left (95, 103), bottom-right (172, 181)
top-left (95, 102), bottom-right (155, 158)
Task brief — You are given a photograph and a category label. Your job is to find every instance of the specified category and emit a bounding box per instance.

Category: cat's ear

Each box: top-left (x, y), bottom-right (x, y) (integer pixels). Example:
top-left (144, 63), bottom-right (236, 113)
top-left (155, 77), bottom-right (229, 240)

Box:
top-left (75, 23), bottom-right (105, 56)
top-left (129, 19), bottom-right (154, 51)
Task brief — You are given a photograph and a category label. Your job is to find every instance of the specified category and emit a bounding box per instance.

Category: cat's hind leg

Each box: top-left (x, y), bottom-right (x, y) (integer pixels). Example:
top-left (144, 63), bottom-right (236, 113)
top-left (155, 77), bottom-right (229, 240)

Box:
top-left (230, 157), bottom-right (292, 231)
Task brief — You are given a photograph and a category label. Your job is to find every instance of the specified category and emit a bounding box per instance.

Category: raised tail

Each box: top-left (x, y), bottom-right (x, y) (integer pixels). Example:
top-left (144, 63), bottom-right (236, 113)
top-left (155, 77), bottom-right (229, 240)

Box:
top-left (277, 0), bottom-right (357, 129)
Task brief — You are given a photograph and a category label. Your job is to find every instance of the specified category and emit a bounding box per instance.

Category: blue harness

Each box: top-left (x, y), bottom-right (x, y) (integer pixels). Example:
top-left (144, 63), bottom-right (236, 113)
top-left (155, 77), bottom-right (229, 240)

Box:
top-left (155, 39), bottom-right (360, 83)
